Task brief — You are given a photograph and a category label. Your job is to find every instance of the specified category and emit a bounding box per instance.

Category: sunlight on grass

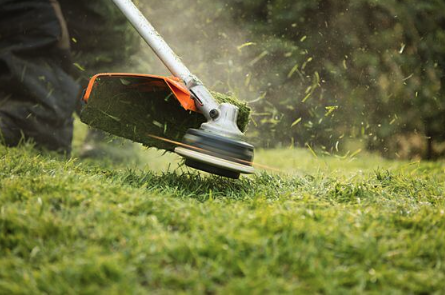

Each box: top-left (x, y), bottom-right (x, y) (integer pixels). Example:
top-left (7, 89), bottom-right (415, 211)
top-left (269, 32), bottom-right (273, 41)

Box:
top-left (1, 119), bottom-right (440, 293)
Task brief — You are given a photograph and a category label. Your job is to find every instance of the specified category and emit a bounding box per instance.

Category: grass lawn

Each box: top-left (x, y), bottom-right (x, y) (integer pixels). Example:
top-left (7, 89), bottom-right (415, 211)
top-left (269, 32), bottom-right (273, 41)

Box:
top-left (0, 125), bottom-right (444, 294)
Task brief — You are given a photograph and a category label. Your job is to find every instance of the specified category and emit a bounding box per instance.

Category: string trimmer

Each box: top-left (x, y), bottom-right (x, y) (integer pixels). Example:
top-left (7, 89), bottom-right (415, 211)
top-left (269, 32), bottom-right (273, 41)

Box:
top-left (80, 0), bottom-right (254, 179)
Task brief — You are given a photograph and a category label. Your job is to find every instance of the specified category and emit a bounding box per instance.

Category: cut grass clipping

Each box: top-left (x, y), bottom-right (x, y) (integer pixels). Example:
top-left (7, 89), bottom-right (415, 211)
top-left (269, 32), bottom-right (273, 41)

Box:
top-left (1, 144), bottom-right (444, 293)
top-left (80, 76), bottom-right (250, 151)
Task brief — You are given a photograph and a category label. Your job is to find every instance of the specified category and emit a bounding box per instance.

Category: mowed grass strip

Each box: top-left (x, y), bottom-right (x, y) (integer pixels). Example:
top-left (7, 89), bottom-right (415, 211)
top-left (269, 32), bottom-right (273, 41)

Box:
top-left (0, 145), bottom-right (444, 294)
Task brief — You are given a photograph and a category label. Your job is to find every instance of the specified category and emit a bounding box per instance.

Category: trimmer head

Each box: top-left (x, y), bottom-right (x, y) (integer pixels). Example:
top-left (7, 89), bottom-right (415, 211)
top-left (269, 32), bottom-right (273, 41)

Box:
top-left (175, 128), bottom-right (254, 179)
top-left (82, 0), bottom-right (256, 179)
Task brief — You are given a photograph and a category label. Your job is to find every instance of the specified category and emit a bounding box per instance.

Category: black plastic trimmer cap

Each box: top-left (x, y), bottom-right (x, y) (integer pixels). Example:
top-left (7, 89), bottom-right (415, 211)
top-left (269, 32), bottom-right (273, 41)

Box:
top-left (175, 128), bottom-right (255, 179)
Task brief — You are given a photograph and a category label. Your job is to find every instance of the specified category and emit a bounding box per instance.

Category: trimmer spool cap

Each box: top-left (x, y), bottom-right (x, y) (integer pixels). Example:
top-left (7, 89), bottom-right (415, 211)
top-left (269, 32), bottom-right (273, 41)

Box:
top-left (175, 128), bottom-right (254, 179)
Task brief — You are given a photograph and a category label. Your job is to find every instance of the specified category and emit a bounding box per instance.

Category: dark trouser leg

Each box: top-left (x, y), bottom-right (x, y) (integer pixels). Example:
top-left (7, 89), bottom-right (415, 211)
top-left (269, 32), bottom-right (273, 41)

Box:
top-left (0, 0), bottom-right (79, 154)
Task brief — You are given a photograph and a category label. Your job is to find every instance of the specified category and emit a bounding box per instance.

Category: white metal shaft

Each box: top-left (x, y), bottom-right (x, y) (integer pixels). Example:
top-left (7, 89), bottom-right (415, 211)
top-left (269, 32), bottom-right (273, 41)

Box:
top-left (112, 0), bottom-right (196, 85)
top-left (112, 0), bottom-right (245, 133)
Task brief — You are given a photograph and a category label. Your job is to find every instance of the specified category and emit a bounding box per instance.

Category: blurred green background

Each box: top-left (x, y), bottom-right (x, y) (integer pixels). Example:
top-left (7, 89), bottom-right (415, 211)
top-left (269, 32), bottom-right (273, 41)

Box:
top-left (73, 0), bottom-right (445, 160)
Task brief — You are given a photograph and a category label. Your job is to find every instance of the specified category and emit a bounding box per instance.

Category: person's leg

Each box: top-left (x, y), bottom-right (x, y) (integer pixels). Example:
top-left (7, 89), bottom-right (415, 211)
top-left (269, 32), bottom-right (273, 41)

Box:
top-left (0, 0), bottom-right (79, 154)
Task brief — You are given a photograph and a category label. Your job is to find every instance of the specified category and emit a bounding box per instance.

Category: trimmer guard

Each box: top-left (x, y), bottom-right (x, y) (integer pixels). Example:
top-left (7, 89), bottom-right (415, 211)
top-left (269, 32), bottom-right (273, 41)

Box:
top-left (83, 74), bottom-right (199, 112)
top-left (80, 74), bottom-right (205, 151)
top-left (79, 74), bottom-right (249, 151)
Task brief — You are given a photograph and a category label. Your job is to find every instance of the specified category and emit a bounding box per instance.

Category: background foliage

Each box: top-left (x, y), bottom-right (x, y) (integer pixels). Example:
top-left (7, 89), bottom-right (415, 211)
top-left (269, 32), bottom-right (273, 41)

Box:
top-left (135, 0), bottom-right (445, 159)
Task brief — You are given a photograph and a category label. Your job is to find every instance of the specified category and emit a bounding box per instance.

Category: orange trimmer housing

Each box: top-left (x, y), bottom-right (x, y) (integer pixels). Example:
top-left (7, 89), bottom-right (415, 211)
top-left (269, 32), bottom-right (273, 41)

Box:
top-left (82, 73), bottom-right (200, 113)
